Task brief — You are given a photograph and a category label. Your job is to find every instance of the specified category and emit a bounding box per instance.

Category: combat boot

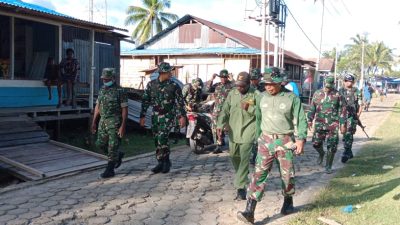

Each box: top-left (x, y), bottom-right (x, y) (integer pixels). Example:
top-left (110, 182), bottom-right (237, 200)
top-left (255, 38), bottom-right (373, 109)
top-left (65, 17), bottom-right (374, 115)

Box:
top-left (115, 152), bottom-right (125, 168)
top-left (151, 159), bottom-right (163, 174)
top-left (341, 148), bottom-right (354, 163)
top-left (161, 155), bottom-right (171, 173)
top-left (235, 188), bottom-right (247, 200)
top-left (325, 151), bottom-right (335, 174)
top-left (100, 161), bottom-right (115, 178)
top-left (314, 146), bottom-right (325, 165)
top-left (237, 198), bottom-right (257, 224)
top-left (280, 196), bottom-right (294, 215)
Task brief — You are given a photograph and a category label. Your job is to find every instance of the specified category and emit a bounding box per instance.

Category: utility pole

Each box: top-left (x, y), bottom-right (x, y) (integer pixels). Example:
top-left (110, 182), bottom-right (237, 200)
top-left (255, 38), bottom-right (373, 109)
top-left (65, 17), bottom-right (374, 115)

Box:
top-left (261, 0), bottom-right (267, 72)
top-left (360, 38), bottom-right (365, 90)
top-left (105, 0), bottom-right (108, 25)
top-left (334, 45), bottom-right (338, 87)
top-left (89, 0), bottom-right (93, 22)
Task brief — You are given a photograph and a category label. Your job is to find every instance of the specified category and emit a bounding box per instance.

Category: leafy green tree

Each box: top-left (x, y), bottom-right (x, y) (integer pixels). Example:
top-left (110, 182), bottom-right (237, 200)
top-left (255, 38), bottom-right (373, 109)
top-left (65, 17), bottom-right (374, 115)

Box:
top-left (125, 0), bottom-right (179, 44)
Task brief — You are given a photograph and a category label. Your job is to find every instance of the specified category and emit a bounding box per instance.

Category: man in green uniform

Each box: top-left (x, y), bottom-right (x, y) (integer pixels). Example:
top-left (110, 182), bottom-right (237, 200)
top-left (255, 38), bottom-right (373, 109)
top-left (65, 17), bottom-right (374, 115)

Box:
top-left (308, 76), bottom-right (347, 174)
top-left (92, 68), bottom-right (128, 178)
top-left (206, 69), bottom-right (234, 154)
top-left (237, 67), bottom-right (307, 224)
top-left (140, 62), bottom-right (186, 174)
top-left (339, 73), bottom-right (362, 163)
top-left (217, 71), bottom-right (259, 200)
top-left (250, 68), bottom-right (265, 92)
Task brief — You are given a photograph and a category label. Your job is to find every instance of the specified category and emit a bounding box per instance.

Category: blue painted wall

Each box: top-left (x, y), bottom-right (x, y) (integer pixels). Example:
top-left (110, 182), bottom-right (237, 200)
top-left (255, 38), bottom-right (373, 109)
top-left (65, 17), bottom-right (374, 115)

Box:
top-left (0, 86), bottom-right (58, 107)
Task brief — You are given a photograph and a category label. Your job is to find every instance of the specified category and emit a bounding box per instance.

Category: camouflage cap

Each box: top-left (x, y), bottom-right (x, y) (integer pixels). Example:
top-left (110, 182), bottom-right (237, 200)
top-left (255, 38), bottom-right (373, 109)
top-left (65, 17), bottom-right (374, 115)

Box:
top-left (344, 73), bottom-right (355, 82)
top-left (236, 71), bottom-right (250, 86)
top-left (191, 78), bottom-right (203, 89)
top-left (250, 68), bottom-right (261, 80)
top-left (260, 67), bottom-right (284, 84)
top-left (158, 62), bottom-right (173, 73)
top-left (324, 75), bottom-right (335, 88)
top-left (218, 69), bottom-right (229, 78)
top-left (101, 68), bottom-right (116, 79)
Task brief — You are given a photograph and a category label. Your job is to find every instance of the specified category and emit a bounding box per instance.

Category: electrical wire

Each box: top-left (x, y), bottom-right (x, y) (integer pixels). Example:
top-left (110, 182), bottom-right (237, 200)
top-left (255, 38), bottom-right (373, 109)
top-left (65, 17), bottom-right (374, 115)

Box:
top-left (282, 0), bottom-right (321, 54)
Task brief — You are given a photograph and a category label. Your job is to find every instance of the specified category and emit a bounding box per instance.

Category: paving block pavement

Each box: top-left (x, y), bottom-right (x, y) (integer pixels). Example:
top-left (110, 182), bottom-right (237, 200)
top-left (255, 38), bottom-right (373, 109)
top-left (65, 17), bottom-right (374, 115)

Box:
top-left (0, 94), bottom-right (398, 225)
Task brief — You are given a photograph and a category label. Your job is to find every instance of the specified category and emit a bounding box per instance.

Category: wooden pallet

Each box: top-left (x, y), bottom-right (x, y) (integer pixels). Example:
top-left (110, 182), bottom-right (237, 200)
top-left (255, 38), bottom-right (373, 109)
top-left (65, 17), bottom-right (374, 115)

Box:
top-left (0, 114), bottom-right (107, 181)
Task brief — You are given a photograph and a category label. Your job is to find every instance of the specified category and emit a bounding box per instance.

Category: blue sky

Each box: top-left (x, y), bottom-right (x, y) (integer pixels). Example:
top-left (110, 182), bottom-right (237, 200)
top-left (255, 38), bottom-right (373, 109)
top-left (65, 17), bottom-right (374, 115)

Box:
top-left (25, 0), bottom-right (400, 59)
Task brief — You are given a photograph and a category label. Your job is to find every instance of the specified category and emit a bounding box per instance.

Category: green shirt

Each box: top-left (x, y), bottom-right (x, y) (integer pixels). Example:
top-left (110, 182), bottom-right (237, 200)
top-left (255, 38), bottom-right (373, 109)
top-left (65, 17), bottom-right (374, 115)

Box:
top-left (256, 90), bottom-right (307, 140)
top-left (217, 87), bottom-right (259, 144)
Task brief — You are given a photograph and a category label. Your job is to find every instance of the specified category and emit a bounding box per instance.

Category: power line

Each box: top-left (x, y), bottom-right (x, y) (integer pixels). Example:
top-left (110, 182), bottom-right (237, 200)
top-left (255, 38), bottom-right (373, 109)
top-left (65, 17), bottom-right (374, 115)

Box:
top-left (282, 0), bottom-right (321, 54)
top-left (340, 0), bottom-right (352, 16)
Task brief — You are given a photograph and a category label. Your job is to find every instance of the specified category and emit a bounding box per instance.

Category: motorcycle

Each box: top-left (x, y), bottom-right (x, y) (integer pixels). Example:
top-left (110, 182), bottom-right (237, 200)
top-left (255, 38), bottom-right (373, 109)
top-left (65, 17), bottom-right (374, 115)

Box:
top-left (186, 102), bottom-right (214, 154)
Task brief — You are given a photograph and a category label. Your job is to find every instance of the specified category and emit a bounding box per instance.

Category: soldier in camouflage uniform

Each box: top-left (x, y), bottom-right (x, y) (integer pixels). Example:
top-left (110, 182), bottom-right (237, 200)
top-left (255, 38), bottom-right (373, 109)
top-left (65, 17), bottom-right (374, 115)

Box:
top-left (92, 68), bottom-right (128, 178)
top-left (250, 68), bottom-right (265, 92)
top-left (182, 78), bottom-right (204, 112)
top-left (206, 69), bottom-right (234, 154)
top-left (140, 62), bottom-right (186, 174)
top-left (237, 67), bottom-right (307, 224)
top-left (339, 73), bottom-right (363, 163)
top-left (307, 76), bottom-right (347, 174)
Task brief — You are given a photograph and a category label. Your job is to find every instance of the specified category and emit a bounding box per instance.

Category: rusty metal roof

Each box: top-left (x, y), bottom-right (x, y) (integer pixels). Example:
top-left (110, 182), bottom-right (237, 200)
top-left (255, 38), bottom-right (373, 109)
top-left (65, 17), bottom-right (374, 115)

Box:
top-left (137, 14), bottom-right (306, 62)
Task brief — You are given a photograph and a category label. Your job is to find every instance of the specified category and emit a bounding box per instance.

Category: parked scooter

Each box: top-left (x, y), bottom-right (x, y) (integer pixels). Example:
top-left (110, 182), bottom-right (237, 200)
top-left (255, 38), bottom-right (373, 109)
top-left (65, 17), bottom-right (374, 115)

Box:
top-left (186, 101), bottom-right (214, 154)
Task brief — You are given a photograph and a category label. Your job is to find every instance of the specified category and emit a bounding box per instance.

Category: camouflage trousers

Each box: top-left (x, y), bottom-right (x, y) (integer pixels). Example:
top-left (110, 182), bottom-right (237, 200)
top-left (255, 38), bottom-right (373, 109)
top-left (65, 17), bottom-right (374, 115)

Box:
top-left (312, 128), bottom-right (339, 153)
top-left (152, 114), bottom-right (174, 160)
top-left (96, 117), bottom-right (121, 162)
top-left (211, 112), bottom-right (224, 145)
top-left (229, 141), bottom-right (253, 189)
top-left (247, 133), bottom-right (296, 202)
top-left (343, 117), bottom-right (357, 154)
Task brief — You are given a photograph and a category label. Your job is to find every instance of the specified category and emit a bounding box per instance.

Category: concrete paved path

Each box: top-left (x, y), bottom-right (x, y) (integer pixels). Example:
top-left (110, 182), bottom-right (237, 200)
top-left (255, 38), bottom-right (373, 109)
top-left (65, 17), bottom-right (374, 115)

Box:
top-left (0, 94), bottom-right (398, 225)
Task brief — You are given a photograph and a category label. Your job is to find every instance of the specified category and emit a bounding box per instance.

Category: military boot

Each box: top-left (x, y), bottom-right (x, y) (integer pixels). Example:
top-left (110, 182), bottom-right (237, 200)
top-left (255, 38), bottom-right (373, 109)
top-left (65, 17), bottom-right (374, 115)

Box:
top-left (115, 152), bottom-right (125, 168)
top-left (325, 151), bottom-right (335, 174)
top-left (237, 198), bottom-right (257, 224)
top-left (100, 161), bottom-right (115, 178)
top-left (314, 146), bottom-right (325, 165)
top-left (151, 159), bottom-right (163, 174)
top-left (280, 196), bottom-right (294, 215)
top-left (235, 188), bottom-right (247, 200)
top-left (161, 155), bottom-right (171, 173)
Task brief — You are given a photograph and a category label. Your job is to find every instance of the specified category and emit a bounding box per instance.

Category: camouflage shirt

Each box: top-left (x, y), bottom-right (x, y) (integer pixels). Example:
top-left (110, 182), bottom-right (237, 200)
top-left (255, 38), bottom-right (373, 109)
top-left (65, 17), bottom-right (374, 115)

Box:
top-left (140, 78), bottom-right (185, 118)
top-left (308, 88), bottom-right (347, 130)
top-left (207, 81), bottom-right (234, 115)
top-left (182, 83), bottom-right (202, 110)
top-left (97, 83), bottom-right (128, 119)
top-left (339, 87), bottom-right (362, 118)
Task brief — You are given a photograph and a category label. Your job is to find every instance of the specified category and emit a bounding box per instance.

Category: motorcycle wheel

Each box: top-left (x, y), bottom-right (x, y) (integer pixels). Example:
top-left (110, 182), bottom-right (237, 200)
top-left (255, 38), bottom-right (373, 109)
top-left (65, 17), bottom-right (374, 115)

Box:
top-left (189, 139), bottom-right (204, 154)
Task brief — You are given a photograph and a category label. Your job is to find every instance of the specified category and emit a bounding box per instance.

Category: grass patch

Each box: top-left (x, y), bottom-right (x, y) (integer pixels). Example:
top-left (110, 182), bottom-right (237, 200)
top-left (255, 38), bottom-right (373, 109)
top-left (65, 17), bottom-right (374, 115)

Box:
top-left (289, 103), bottom-right (400, 225)
top-left (58, 121), bottom-right (186, 157)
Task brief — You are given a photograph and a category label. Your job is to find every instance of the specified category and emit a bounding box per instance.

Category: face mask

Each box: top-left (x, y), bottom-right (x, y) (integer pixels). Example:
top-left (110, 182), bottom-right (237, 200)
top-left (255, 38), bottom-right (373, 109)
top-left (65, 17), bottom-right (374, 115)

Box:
top-left (103, 80), bottom-right (113, 87)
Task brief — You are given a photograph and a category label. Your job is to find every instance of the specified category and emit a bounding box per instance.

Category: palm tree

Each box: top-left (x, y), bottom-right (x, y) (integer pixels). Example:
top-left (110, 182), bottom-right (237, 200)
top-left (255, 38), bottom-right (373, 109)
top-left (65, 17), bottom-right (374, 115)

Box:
top-left (125, 0), bottom-right (179, 44)
top-left (365, 41), bottom-right (393, 76)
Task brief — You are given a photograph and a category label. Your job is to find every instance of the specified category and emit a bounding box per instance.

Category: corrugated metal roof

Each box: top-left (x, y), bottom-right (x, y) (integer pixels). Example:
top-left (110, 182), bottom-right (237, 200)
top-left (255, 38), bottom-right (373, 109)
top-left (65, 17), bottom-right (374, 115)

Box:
top-left (1, 0), bottom-right (69, 17)
top-left (136, 14), bottom-right (307, 63)
top-left (0, 0), bottom-right (127, 32)
top-left (121, 47), bottom-right (262, 56)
